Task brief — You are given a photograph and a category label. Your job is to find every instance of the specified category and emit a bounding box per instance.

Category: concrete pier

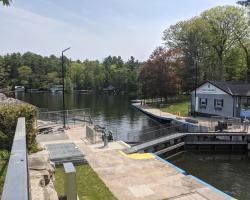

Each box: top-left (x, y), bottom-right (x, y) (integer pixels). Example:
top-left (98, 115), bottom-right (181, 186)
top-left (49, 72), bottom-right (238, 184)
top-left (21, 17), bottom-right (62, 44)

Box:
top-left (132, 103), bottom-right (250, 134)
top-left (125, 132), bottom-right (250, 156)
top-left (38, 126), bottom-right (235, 200)
top-left (132, 103), bottom-right (209, 132)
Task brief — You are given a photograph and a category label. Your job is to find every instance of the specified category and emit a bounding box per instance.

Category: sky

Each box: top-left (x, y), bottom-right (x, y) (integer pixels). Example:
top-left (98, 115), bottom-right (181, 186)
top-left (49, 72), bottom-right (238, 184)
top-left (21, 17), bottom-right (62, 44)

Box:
top-left (0, 0), bottom-right (238, 61)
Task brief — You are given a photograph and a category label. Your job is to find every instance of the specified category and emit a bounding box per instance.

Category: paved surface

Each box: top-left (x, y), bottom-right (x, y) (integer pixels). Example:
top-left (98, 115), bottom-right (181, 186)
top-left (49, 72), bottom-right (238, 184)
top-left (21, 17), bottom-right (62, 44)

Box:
top-left (37, 133), bottom-right (69, 142)
top-left (133, 103), bottom-right (250, 134)
top-left (38, 126), bottom-right (235, 200)
top-left (133, 103), bottom-right (177, 120)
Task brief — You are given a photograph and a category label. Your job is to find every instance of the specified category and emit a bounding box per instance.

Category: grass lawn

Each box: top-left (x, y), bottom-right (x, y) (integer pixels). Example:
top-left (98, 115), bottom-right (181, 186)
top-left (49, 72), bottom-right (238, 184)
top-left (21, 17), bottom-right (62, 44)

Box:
top-left (160, 100), bottom-right (190, 116)
top-left (149, 95), bottom-right (190, 117)
top-left (55, 164), bottom-right (117, 200)
top-left (0, 157), bottom-right (9, 197)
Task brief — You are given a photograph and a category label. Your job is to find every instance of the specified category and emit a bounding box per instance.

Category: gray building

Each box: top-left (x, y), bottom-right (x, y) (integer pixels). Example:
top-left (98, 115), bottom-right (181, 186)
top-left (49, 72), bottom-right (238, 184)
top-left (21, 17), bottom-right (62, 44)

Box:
top-left (191, 81), bottom-right (250, 118)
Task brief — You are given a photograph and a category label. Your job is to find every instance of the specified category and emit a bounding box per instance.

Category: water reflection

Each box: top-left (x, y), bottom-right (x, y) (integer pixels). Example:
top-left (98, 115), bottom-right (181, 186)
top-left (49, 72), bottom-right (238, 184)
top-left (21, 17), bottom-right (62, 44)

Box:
top-left (15, 92), bottom-right (162, 143)
top-left (168, 152), bottom-right (250, 200)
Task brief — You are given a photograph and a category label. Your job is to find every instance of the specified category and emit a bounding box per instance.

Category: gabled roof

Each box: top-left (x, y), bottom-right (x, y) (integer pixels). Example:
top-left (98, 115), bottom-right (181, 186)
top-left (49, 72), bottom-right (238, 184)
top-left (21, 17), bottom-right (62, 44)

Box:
top-left (193, 80), bottom-right (250, 96)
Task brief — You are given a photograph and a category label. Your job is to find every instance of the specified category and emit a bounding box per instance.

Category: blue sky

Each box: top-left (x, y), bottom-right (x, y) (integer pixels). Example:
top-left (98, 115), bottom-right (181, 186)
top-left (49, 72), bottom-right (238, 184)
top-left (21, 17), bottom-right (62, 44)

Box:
top-left (0, 0), bottom-right (237, 61)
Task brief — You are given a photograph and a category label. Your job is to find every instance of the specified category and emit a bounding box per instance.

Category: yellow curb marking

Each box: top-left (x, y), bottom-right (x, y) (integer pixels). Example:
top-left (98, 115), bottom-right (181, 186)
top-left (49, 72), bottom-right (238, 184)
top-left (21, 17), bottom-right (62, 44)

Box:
top-left (119, 151), bottom-right (154, 160)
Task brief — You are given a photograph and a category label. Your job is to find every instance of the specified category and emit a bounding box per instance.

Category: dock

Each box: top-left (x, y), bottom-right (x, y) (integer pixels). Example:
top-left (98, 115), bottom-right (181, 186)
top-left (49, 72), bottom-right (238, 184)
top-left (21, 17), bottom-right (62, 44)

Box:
top-left (132, 103), bottom-right (250, 133)
top-left (125, 132), bottom-right (250, 157)
top-left (37, 125), bottom-right (236, 200)
top-left (132, 103), bottom-right (210, 132)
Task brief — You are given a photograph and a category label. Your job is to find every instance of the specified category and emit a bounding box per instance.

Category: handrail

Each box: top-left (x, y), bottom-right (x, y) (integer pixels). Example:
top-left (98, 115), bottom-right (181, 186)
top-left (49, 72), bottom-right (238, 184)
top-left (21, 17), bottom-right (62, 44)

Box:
top-left (1, 117), bottom-right (29, 200)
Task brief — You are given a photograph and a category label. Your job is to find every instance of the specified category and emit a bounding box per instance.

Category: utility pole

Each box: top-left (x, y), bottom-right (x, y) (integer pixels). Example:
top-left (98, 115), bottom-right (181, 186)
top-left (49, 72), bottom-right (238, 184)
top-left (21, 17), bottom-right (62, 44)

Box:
top-left (62, 47), bottom-right (70, 128)
top-left (194, 58), bottom-right (198, 118)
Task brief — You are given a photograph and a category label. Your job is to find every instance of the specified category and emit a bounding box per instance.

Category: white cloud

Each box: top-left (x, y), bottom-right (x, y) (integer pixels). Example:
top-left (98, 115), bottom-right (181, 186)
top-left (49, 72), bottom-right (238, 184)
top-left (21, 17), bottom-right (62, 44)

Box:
top-left (0, 5), bottom-right (161, 61)
top-left (0, 0), bottom-right (237, 61)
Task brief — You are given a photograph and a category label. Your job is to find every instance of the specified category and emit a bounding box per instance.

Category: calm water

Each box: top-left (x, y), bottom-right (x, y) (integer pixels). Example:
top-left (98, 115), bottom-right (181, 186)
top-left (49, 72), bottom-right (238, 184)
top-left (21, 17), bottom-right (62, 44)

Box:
top-left (168, 152), bottom-right (250, 200)
top-left (15, 92), bottom-right (250, 200)
top-left (15, 92), bottom-right (164, 142)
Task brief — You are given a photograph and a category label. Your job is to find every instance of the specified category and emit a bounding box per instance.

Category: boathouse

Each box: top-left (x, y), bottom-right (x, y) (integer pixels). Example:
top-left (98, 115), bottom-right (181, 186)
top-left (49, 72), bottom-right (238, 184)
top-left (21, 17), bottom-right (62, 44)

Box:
top-left (191, 81), bottom-right (250, 118)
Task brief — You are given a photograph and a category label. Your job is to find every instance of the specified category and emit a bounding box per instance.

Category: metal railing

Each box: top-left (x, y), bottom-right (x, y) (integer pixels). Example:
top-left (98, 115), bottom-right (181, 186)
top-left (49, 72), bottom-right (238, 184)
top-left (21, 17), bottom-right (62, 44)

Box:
top-left (1, 117), bottom-right (29, 200)
top-left (205, 116), bottom-right (250, 132)
top-left (37, 108), bottom-right (92, 129)
top-left (127, 124), bottom-right (184, 143)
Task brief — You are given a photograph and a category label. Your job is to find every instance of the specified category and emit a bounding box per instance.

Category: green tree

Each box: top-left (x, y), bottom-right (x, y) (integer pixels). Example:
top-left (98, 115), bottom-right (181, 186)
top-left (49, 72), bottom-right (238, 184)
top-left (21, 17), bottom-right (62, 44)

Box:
top-left (224, 47), bottom-right (246, 80)
top-left (1, 0), bottom-right (11, 6)
top-left (237, 0), bottom-right (250, 6)
top-left (67, 62), bottom-right (85, 89)
top-left (0, 51), bottom-right (140, 93)
top-left (200, 6), bottom-right (247, 80)
top-left (65, 77), bottom-right (73, 92)
top-left (0, 56), bottom-right (10, 89)
top-left (163, 5), bottom-right (249, 87)
top-left (163, 17), bottom-right (205, 91)
top-left (17, 66), bottom-right (32, 87)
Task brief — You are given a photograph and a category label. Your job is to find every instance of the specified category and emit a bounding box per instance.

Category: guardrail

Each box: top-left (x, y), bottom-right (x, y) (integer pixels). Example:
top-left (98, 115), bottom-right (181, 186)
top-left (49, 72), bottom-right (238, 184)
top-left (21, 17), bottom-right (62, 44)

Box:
top-left (37, 108), bottom-right (92, 128)
top-left (1, 117), bottom-right (29, 200)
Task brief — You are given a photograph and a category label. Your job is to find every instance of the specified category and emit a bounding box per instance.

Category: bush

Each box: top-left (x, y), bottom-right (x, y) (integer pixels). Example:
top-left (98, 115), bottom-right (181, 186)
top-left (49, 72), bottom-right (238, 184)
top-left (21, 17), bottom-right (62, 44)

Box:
top-left (0, 150), bottom-right (10, 160)
top-left (0, 103), bottom-right (38, 152)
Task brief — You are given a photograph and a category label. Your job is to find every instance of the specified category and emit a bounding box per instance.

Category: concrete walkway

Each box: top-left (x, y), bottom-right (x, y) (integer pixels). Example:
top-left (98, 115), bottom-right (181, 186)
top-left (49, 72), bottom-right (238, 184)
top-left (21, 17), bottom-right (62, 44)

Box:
top-left (38, 126), bottom-right (235, 200)
top-left (133, 103), bottom-right (250, 133)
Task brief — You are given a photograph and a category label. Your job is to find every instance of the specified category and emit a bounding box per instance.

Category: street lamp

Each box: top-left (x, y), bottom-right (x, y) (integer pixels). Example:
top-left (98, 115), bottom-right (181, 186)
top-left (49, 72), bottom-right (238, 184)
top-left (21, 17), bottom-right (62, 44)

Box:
top-left (62, 47), bottom-right (70, 128)
top-left (194, 58), bottom-right (198, 118)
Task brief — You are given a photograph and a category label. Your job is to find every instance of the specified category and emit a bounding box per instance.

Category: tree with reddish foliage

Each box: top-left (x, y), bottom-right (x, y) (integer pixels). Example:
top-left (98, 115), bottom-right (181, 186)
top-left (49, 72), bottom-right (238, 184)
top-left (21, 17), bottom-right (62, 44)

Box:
top-left (139, 47), bottom-right (183, 101)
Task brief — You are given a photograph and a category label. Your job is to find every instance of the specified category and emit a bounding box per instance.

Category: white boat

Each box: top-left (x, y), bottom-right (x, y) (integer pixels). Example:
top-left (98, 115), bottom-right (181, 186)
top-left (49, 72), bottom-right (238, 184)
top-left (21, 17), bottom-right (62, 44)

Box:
top-left (14, 86), bottom-right (25, 92)
top-left (50, 85), bottom-right (63, 93)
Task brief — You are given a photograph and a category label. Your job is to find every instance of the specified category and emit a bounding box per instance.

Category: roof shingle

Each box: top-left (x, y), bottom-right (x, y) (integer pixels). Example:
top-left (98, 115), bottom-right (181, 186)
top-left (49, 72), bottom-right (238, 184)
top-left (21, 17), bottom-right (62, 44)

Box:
top-left (209, 81), bottom-right (250, 96)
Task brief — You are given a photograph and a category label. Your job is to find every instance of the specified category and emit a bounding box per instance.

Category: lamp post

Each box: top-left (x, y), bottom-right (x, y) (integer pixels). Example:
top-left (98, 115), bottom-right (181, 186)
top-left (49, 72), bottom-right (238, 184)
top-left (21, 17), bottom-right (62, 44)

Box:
top-left (194, 58), bottom-right (198, 118)
top-left (62, 47), bottom-right (70, 128)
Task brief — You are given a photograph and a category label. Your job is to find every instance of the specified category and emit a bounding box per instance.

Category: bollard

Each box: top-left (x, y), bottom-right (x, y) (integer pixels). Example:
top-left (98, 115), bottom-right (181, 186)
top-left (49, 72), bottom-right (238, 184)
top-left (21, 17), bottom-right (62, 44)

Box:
top-left (104, 133), bottom-right (108, 147)
top-left (103, 129), bottom-right (109, 147)
top-left (63, 162), bottom-right (77, 200)
top-left (243, 119), bottom-right (249, 132)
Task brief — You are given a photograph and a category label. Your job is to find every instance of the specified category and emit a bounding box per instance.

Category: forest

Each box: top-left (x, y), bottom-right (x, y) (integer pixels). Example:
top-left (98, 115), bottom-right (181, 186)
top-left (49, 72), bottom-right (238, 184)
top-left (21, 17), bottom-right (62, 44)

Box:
top-left (0, 3), bottom-right (249, 99)
top-left (0, 53), bottom-right (140, 92)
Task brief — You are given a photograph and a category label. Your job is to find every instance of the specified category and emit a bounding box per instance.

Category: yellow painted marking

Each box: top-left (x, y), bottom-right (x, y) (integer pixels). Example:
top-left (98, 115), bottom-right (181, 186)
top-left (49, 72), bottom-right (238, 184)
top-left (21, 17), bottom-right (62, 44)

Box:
top-left (119, 151), bottom-right (154, 160)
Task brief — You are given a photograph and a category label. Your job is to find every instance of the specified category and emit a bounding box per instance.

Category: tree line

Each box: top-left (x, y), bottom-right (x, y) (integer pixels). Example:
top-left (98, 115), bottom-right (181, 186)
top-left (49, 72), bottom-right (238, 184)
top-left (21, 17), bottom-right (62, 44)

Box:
top-left (0, 52), bottom-right (140, 92)
top-left (139, 4), bottom-right (250, 100)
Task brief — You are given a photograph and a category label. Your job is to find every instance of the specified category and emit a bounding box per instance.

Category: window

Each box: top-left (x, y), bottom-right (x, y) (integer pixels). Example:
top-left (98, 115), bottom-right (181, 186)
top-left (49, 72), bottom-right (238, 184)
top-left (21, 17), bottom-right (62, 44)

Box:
top-left (246, 98), bottom-right (250, 108)
top-left (199, 98), bottom-right (207, 109)
top-left (214, 99), bottom-right (224, 110)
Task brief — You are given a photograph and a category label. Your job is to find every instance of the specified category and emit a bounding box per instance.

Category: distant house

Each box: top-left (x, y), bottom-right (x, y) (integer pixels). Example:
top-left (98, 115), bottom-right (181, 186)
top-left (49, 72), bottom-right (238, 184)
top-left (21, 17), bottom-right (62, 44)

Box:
top-left (103, 85), bottom-right (116, 94)
top-left (191, 81), bottom-right (250, 118)
top-left (50, 85), bottom-right (63, 93)
top-left (14, 86), bottom-right (25, 92)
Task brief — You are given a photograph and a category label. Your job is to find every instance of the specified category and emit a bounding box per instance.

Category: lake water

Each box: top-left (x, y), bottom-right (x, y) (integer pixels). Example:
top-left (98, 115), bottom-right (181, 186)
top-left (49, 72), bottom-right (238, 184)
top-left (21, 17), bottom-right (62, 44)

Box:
top-left (15, 92), bottom-right (250, 200)
top-left (168, 152), bottom-right (250, 200)
top-left (15, 92), bottom-right (164, 143)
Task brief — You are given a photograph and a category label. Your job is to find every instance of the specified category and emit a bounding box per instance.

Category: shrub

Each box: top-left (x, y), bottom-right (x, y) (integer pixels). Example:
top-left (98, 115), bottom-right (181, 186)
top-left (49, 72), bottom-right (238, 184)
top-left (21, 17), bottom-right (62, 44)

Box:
top-left (0, 150), bottom-right (10, 160)
top-left (0, 103), bottom-right (38, 152)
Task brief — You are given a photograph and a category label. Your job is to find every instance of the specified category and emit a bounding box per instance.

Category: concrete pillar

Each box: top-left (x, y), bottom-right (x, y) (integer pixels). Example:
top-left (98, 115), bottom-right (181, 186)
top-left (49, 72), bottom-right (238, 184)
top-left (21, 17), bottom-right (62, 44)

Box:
top-left (63, 162), bottom-right (77, 200)
top-left (247, 143), bottom-right (250, 151)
